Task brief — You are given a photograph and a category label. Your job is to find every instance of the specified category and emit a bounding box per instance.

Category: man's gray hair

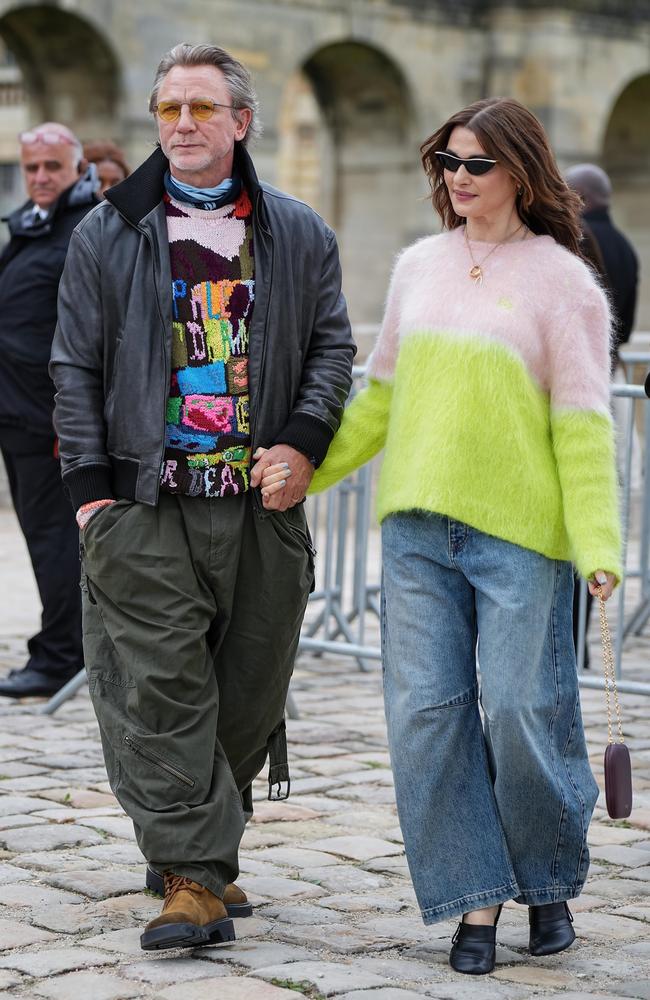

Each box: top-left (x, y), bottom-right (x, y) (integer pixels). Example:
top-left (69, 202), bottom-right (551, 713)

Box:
top-left (149, 43), bottom-right (261, 146)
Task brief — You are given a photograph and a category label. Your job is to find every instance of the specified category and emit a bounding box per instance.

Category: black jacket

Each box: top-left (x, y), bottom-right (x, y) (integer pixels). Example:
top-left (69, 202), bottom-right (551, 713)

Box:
top-left (0, 169), bottom-right (98, 436)
top-left (584, 207), bottom-right (638, 353)
top-left (50, 145), bottom-right (355, 510)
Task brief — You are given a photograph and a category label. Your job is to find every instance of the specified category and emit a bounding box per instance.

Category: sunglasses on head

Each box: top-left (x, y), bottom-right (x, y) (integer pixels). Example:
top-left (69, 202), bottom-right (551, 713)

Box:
top-left (435, 151), bottom-right (498, 176)
top-left (20, 129), bottom-right (77, 147)
top-left (152, 99), bottom-right (236, 123)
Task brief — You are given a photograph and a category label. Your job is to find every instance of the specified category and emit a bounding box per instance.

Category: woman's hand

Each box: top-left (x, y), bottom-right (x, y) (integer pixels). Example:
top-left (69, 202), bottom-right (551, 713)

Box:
top-left (588, 570), bottom-right (617, 600)
top-left (250, 446), bottom-right (314, 511)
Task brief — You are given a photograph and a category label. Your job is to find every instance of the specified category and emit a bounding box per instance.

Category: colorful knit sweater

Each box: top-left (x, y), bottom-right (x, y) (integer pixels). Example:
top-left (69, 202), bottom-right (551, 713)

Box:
top-left (311, 227), bottom-right (622, 580)
top-left (160, 189), bottom-right (254, 498)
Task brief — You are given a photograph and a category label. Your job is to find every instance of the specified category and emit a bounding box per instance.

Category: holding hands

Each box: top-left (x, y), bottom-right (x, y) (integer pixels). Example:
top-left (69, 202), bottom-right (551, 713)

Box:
top-left (250, 445), bottom-right (315, 512)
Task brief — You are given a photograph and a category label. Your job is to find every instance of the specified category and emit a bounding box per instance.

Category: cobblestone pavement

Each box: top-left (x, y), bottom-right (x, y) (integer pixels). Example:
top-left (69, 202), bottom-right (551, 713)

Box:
top-left (1, 508), bottom-right (650, 1000)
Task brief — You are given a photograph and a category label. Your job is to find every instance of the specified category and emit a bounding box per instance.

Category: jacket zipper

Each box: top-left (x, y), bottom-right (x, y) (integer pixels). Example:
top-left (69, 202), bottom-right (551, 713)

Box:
top-left (111, 206), bottom-right (170, 506)
top-left (123, 735), bottom-right (194, 788)
top-left (137, 222), bottom-right (170, 506)
top-left (250, 189), bottom-right (274, 514)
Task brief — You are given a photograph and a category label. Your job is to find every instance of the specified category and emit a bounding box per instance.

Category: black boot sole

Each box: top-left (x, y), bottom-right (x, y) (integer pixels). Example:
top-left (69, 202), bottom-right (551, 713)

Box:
top-left (449, 957), bottom-right (496, 975)
top-left (140, 916), bottom-right (235, 951)
top-left (0, 679), bottom-right (72, 698)
top-left (145, 865), bottom-right (253, 918)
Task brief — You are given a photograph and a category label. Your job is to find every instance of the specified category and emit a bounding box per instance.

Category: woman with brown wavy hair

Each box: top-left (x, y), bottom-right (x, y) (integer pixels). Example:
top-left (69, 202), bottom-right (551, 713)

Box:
top-left (262, 97), bottom-right (621, 975)
top-left (83, 140), bottom-right (130, 197)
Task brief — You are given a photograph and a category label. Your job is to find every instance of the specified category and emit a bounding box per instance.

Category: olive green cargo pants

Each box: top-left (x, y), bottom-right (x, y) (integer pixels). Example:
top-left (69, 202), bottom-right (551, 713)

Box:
top-left (80, 492), bottom-right (314, 898)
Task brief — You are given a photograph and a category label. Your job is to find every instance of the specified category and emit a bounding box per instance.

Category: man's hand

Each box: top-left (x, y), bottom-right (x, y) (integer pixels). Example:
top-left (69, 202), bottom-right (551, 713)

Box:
top-left (250, 445), bottom-right (314, 512)
top-left (76, 499), bottom-right (116, 530)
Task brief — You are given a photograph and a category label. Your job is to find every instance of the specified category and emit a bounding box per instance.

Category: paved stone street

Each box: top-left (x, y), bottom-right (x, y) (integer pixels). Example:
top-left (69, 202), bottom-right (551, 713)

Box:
top-left (1, 506), bottom-right (650, 1000)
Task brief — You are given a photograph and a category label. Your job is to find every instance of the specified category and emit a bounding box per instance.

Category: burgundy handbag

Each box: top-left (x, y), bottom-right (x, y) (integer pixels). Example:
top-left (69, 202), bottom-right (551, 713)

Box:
top-left (597, 594), bottom-right (633, 819)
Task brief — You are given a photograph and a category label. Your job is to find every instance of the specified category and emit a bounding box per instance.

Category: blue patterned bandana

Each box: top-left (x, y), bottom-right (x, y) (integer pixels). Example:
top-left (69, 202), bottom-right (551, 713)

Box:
top-left (164, 171), bottom-right (242, 210)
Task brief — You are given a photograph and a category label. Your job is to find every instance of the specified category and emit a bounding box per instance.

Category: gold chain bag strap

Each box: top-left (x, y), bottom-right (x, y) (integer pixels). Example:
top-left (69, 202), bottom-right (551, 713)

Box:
top-left (598, 592), bottom-right (633, 819)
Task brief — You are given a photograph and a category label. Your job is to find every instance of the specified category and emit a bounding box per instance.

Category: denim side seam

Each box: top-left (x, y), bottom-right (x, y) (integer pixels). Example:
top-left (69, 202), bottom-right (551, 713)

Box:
top-left (380, 569), bottom-right (387, 677)
top-left (420, 879), bottom-right (519, 925)
top-left (547, 560), bottom-right (569, 886)
top-left (562, 693), bottom-right (590, 886)
top-left (548, 560), bottom-right (590, 888)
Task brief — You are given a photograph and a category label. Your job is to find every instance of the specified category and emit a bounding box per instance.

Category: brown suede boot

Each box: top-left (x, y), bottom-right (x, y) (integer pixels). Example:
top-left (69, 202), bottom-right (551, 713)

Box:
top-left (141, 873), bottom-right (236, 951)
top-left (223, 882), bottom-right (253, 918)
top-left (146, 865), bottom-right (253, 917)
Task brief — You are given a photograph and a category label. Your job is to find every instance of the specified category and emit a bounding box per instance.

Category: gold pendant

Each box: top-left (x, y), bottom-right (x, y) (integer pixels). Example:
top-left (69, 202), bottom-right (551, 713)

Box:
top-left (469, 265), bottom-right (483, 285)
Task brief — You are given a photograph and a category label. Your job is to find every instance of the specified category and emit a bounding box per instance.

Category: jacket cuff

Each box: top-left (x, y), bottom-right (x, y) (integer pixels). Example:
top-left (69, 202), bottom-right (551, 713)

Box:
top-left (271, 413), bottom-right (334, 468)
top-left (62, 464), bottom-right (115, 511)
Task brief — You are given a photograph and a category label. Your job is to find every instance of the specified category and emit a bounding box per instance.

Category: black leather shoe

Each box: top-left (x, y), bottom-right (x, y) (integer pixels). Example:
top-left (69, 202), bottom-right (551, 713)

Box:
top-left (529, 902), bottom-right (575, 955)
top-left (449, 904), bottom-right (502, 975)
top-left (0, 668), bottom-right (73, 698)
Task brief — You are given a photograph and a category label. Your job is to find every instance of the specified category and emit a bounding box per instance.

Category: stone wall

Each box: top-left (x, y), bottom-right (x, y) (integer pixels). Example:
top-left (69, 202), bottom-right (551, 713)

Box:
top-left (0, 0), bottom-right (648, 325)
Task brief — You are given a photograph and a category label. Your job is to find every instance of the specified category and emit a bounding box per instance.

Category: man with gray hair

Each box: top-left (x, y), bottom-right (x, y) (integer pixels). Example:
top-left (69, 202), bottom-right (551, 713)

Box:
top-left (0, 123), bottom-right (97, 699)
top-left (51, 44), bottom-right (354, 951)
top-left (566, 163), bottom-right (638, 355)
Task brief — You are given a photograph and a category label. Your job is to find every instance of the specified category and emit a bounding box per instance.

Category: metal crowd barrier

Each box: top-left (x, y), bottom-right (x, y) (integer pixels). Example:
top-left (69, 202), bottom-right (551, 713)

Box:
top-left (299, 365), bottom-right (380, 674)
top-left (299, 359), bottom-right (650, 699)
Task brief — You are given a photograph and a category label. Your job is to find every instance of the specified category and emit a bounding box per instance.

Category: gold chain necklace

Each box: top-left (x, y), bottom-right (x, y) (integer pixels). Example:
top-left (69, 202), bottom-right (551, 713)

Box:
top-left (464, 222), bottom-right (526, 285)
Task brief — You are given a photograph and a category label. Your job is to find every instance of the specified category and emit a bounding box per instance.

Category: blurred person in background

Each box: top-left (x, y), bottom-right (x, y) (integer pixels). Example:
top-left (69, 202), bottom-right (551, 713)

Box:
top-left (0, 123), bottom-right (98, 699)
top-left (567, 163), bottom-right (639, 669)
top-left (83, 139), bottom-right (130, 197)
top-left (283, 98), bottom-right (621, 976)
top-left (566, 163), bottom-right (638, 362)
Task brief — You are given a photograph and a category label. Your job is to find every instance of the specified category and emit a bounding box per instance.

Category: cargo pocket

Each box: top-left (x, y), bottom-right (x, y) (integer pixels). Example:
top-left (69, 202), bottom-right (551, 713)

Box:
top-left (273, 508), bottom-right (317, 594)
top-left (123, 733), bottom-right (195, 790)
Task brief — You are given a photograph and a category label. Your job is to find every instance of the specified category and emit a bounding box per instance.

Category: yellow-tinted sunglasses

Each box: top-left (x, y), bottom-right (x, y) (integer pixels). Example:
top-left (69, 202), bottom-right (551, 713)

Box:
top-left (152, 99), bottom-right (235, 123)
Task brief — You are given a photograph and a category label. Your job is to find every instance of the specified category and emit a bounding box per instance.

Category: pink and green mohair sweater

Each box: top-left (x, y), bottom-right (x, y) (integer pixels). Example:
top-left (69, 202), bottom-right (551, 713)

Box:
top-left (311, 226), bottom-right (622, 581)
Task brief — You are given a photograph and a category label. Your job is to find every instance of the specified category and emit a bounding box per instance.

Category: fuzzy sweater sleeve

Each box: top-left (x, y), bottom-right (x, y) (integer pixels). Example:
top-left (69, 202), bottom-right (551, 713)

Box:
top-left (309, 252), bottom-right (405, 493)
top-left (308, 379), bottom-right (392, 493)
top-left (548, 275), bottom-right (622, 580)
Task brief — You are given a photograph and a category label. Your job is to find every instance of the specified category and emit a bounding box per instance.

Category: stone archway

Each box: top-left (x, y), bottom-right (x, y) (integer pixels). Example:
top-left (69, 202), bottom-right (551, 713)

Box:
top-left (277, 40), bottom-right (419, 332)
top-left (602, 74), bottom-right (650, 330)
top-left (0, 4), bottom-right (120, 138)
top-left (0, 4), bottom-right (121, 222)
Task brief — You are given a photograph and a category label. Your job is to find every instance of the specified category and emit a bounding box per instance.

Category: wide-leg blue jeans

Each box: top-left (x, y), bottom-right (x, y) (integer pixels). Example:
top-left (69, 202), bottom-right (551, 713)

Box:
top-left (381, 512), bottom-right (599, 925)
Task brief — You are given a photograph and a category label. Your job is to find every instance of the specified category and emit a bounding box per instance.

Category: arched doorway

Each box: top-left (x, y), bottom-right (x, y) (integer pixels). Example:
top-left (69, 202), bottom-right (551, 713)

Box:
top-left (0, 4), bottom-right (121, 220)
top-left (0, 4), bottom-right (119, 135)
top-left (602, 74), bottom-right (650, 331)
top-left (277, 41), bottom-right (419, 335)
